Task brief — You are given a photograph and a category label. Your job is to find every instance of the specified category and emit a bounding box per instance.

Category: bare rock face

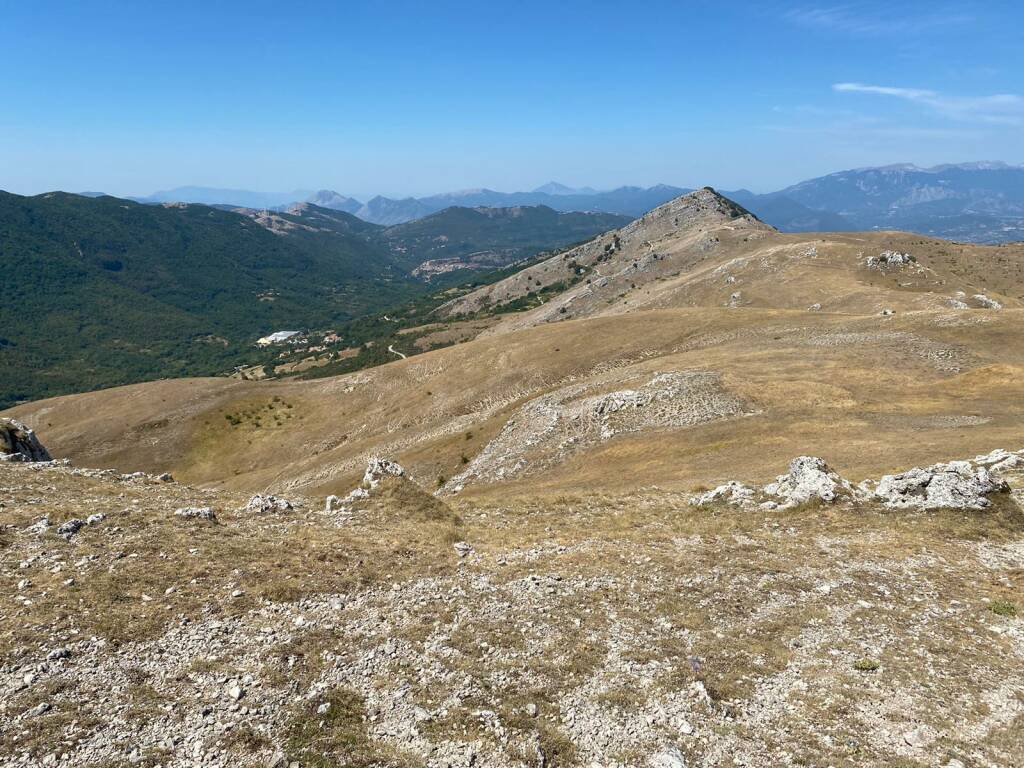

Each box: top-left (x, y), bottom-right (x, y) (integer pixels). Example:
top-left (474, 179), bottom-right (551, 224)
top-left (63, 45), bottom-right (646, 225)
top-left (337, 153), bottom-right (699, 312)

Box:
top-left (0, 418), bottom-right (51, 462)
top-left (871, 461), bottom-right (1010, 510)
top-left (762, 456), bottom-right (854, 509)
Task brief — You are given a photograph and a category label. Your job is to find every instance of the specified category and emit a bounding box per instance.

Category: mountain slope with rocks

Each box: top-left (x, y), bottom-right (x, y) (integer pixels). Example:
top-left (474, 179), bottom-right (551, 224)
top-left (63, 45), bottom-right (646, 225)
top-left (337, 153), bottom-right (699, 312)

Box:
top-left (2, 444), bottom-right (1023, 767)
top-left (4, 183), bottom-right (1024, 765)
top-left (439, 188), bottom-right (1023, 338)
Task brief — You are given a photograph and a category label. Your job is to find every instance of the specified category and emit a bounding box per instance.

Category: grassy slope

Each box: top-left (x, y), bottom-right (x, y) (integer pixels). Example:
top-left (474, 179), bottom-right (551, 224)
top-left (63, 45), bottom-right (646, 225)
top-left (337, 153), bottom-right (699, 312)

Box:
top-left (6, 192), bottom-right (1024, 498)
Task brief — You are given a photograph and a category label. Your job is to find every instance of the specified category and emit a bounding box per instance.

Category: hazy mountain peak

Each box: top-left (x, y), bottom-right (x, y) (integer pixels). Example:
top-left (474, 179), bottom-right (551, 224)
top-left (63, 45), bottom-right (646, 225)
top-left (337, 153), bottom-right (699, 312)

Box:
top-left (305, 189), bottom-right (362, 213)
top-left (532, 181), bottom-right (598, 196)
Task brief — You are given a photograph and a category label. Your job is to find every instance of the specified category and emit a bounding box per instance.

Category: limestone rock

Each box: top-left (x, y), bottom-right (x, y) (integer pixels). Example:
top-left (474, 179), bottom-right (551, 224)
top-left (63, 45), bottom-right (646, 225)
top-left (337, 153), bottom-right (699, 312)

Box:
top-left (974, 448), bottom-right (1022, 474)
top-left (57, 519), bottom-right (85, 539)
top-left (363, 457), bottom-right (405, 489)
top-left (649, 746), bottom-right (688, 768)
top-left (872, 461), bottom-right (1009, 510)
top-left (762, 456), bottom-right (853, 509)
top-left (690, 481), bottom-right (755, 508)
top-left (245, 494), bottom-right (294, 513)
top-left (866, 250), bottom-right (914, 270)
top-left (973, 294), bottom-right (1002, 310)
top-left (0, 418), bottom-right (51, 462)
top-left (174, 507), bottom-right (218, 521)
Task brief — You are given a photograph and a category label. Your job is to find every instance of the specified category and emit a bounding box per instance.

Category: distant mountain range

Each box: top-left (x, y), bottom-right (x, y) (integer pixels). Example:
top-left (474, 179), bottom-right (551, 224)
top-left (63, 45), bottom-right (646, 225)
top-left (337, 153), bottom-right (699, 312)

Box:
top-left (776, 162), bottom-right (1024, 243)
top-left (121, 163), bottom-right (1024, 243)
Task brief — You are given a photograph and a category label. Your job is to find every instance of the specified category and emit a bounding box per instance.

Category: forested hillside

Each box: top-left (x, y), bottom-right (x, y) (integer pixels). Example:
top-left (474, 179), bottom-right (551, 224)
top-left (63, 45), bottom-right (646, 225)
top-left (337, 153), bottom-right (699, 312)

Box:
top-left (0, 193), bottom-right (625, 407)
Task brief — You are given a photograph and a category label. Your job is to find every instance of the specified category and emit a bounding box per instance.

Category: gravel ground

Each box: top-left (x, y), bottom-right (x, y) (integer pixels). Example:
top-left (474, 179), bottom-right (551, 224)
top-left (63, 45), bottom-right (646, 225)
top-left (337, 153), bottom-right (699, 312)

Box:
top-left (2, 460), bottom-right (1023, 768)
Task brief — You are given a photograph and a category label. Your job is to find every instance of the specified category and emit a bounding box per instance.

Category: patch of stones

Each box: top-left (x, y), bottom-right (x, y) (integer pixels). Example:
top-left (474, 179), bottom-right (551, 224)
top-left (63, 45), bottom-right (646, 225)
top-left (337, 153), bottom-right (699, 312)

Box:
top-left (447, 370), bottom-right (752, 490)
top-left (2, 453), bottom-right (1023, 768)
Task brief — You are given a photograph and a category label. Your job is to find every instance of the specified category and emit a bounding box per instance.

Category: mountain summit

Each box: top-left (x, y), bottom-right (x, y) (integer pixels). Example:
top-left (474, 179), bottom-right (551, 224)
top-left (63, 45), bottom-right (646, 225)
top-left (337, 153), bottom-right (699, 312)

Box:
top-left (532, 181), bottom-right (598, 196)
top-left (440, 187), bottom-right (772, 327)
top-left (305, 189), bottom-right (362, 214)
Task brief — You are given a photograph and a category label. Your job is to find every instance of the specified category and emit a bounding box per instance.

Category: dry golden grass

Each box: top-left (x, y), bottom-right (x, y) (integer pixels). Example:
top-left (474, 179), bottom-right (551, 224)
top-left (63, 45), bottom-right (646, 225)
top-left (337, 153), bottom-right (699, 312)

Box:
top-left (4, 220), bottom-right (1022, 507)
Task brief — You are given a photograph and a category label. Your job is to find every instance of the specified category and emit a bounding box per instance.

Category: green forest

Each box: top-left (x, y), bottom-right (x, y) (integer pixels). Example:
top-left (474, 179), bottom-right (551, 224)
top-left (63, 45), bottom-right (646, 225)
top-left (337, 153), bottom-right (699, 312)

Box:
top-left (0, 192), bottom-right (622, 407)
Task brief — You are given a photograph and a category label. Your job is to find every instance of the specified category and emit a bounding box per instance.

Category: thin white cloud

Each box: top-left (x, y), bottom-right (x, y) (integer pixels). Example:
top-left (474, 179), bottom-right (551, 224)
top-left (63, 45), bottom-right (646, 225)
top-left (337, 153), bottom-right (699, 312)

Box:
top-left (785, 4), bottom-right (972, 36)
top-left (833, 82), bottom-right (1024, 126)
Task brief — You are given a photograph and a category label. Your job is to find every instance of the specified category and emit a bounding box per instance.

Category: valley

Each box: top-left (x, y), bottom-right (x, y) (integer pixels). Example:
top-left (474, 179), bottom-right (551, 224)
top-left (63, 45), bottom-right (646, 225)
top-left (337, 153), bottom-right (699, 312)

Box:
top-left (0, 193), bottom-right (620, 409)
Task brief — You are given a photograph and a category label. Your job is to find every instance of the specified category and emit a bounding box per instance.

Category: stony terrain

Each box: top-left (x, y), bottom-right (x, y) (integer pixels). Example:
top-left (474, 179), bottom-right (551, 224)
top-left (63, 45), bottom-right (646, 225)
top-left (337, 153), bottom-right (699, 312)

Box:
top-left (2, 450), bottom-right (1023, 768)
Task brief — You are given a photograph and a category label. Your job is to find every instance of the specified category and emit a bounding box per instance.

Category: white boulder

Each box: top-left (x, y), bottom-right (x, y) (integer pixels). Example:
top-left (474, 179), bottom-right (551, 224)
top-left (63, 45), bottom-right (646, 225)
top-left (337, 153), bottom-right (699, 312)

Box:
top-left (245, 494), bottom-right (294, 513)
top-left (762, 456), bottom-right (853, 508)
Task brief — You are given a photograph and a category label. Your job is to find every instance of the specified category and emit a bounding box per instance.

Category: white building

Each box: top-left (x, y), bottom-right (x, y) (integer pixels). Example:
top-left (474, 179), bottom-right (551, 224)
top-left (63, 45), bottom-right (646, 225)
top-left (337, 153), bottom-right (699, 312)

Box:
top-left (256, 330), bottom-right (301, 347)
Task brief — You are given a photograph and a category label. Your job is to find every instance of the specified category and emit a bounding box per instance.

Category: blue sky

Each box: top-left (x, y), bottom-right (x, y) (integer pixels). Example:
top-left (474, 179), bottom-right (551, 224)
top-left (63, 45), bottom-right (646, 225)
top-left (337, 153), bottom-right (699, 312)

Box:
top-left (2, 0), bottom-right (1021, 198)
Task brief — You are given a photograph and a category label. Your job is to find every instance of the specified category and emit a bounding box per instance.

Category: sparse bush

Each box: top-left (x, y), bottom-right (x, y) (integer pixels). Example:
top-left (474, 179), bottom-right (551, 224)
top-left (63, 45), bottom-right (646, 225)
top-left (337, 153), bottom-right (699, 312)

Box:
top-left (991, 600), bottom-right (1017, 617)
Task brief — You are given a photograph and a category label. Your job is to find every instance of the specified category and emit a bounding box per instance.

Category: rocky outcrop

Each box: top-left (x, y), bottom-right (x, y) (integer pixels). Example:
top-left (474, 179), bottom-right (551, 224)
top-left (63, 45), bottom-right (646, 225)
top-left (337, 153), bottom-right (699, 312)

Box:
top-left (973, 294), bottom-right (1003, 310)
top-left (868, 461), bottom-right (1010, 510)
top-left (762, 456), bottom-right (854, 509)
top-left (174, 507), bottom-right (217, 521)
top-left (0, 418), bottom-right (51, 462)
top-left (866, 251), bottom-right (915, 270)
top-left (974, 449), bottom-right (1021, 474)
top-left (324, 458), bottom-right (407, 516)
top-left (691, 481), bottom-right (755, 508)
top-left (244, 494), bottom-right (294, 513)
top-left (363, 457), bottom-right (405, 489)
top-left (691, 450), bottom-right (1019, 511)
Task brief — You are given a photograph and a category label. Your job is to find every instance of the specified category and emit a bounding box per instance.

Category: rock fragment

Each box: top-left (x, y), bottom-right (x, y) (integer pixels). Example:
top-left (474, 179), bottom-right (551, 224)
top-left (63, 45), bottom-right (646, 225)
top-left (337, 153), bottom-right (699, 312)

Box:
top-left (174, 507), bottom-right (218, 521)
top-left (245, 494), bottom-right (294, 513)
top-left (57, 518), bottom-right (84, 539)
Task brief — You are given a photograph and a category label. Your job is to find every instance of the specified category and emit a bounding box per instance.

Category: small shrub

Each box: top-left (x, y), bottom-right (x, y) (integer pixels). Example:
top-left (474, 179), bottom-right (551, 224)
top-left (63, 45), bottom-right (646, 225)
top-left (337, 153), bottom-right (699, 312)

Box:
top-left (853, 658), bottom-right (880, 672)
top-left (990, 600), bottom-right (1017, 617)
